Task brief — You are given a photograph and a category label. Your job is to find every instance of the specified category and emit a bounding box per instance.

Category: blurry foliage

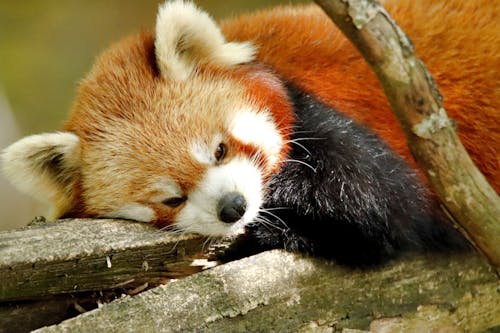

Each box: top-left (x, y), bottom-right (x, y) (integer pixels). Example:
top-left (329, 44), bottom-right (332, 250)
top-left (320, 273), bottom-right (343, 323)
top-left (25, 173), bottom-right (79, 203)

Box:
top-left (0, 0), bottom-right (306, 135)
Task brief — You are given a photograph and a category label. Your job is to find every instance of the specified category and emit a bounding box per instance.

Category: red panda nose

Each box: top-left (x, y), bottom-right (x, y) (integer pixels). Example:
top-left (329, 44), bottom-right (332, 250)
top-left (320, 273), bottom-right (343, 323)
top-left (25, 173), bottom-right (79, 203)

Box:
top-left (217, 192), bottom-right (247, 223)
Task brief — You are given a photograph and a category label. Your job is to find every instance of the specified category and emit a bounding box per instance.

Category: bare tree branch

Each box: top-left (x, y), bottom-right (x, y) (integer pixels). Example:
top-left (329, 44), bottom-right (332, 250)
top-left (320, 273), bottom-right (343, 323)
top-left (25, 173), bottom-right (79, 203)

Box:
top-left (313, 0), bottom-right (500, 269)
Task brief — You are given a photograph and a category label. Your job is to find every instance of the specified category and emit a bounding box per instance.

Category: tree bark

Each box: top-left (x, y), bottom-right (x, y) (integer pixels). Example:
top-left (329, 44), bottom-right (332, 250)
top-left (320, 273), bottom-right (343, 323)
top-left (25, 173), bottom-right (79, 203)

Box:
top-left (312, 0), bottom-right (500, 270)
top-left (1, 219), bottom-right (498, 332)
top-left (0, 218), bottom-right (209, 302)
top-left (35, 250), bottom-right (499, 333)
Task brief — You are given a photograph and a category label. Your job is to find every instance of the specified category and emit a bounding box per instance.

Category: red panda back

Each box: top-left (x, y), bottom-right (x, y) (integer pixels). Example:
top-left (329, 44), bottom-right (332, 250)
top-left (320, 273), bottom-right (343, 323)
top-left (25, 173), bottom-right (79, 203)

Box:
top-left (221, 0), bottom-right (499, 192)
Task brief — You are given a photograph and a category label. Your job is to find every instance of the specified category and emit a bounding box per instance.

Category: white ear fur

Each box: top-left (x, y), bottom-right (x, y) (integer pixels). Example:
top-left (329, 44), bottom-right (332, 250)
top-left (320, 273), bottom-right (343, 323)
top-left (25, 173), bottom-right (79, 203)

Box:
top-left (155, 0), bottom-right (256, 81)
top-left (1, 132), bottom-right (81, 217)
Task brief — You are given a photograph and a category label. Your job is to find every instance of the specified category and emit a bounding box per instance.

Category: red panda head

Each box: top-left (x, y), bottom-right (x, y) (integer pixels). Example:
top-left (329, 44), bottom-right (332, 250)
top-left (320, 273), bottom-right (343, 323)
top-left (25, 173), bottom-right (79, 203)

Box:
top-left (1, 1), bottom-right (293, 236)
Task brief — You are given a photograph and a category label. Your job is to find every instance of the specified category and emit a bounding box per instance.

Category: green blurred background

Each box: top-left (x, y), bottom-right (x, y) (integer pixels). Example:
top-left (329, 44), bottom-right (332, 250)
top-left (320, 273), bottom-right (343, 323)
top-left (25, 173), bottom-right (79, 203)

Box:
top-left (0, 0), bottom-right (307, 229)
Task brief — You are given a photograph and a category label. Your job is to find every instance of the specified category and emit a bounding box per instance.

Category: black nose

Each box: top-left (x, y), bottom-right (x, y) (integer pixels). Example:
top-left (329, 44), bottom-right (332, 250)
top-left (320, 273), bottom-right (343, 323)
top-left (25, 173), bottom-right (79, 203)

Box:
top-left (217, 192), bottom-right (247, 223)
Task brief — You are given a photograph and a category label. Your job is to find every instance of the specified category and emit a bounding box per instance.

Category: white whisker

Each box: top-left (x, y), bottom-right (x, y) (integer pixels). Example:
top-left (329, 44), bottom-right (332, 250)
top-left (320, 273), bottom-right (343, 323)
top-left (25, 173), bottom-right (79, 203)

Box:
top-left (259, 208), bottom-right (289, 229)
top-left (202, 236), bottom-right (215, 252)
top-left (286, 139), bottom-right (312, 155)
top-left (290, 137), bottom-right (325, 141)
top-left (255, 218), bottom-right (276, 232)
top-left (159, 224), bottom-right (182, 233)
top-left (285, 159), bottom-right (317, 173)
top-left (261, 209), bottom-right (288, 227)
top-left (290, 130), bottom-right (315, 135)
top-left (163, 238), bottom-right (183, 254)
top-left (254, 216), bottom-right (285, 233)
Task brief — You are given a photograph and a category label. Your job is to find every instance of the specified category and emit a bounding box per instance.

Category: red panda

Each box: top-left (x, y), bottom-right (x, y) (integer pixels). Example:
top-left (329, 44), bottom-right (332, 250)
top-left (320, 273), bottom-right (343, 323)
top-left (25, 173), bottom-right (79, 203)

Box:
top-left (2, 0), bottom-right (498, 265)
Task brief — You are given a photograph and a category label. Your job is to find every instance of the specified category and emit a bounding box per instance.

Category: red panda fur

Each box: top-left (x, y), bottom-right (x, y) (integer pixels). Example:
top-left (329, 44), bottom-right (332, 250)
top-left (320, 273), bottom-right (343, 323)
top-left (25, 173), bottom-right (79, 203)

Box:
top-left (62, 33), bottom-right (294, 222)
top-left (1, 0), bottom-right (497, 264)
top-left (221, 0), bottom-right (499, 192)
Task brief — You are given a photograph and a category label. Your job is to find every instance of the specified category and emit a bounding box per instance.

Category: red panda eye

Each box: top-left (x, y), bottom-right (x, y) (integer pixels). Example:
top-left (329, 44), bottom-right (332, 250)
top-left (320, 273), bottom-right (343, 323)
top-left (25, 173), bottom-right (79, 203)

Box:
top-left (214, 143), bottom-right (227, 163)
top-left (162, 196), bottom-right (187, 208)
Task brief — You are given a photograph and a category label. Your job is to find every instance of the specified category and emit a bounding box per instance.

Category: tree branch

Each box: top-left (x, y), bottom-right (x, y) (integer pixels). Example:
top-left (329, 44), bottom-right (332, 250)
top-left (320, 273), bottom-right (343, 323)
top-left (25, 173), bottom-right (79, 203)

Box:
top-left (313, 0), bottom-right (500, 269)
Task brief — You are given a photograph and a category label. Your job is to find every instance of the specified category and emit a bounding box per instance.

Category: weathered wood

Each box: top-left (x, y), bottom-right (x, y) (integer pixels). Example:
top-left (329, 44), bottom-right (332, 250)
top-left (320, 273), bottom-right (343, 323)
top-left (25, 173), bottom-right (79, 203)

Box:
top-left (313, 0), bottom-right (500, 269)
top-left (36, 250), bottom-right (499, 333)
top-left (369, 282), bottom-right (500, 333)
top-left (0, 218), bottom-right (209, 302)
top-left (1, 292), bottom-right (115, 333)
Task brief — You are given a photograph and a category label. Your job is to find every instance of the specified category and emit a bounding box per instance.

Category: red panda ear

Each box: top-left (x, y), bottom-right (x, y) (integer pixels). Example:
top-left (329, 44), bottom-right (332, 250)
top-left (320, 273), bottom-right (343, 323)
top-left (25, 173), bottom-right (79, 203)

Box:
top-left (155, 0), bottom-right (256, 81)
top-left (1, 132), bottom-right (80, 218)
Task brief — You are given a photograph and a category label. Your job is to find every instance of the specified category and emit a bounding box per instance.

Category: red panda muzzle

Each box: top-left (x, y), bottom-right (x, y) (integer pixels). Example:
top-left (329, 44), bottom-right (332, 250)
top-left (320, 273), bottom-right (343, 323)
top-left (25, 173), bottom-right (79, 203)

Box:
top-left (217, 192), bottom-right (247, 224)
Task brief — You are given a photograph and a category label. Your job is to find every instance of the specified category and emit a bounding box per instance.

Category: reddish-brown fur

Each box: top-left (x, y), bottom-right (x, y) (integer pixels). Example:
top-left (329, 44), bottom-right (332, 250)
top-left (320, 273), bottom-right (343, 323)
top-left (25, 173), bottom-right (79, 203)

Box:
top-left (61, 0), bottom-right (498, 221)
top-left (221, 0), bottom-right (499, 192)
top-left (65, 34), bottom-right (206, 219)
top-left (63, 34), bottom-right (295, 223)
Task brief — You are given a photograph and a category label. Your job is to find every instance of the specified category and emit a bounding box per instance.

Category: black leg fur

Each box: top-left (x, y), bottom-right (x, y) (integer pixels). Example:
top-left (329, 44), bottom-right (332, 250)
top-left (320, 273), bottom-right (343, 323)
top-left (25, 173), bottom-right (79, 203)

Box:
top-left (232, 84), bottom-right (469, 267)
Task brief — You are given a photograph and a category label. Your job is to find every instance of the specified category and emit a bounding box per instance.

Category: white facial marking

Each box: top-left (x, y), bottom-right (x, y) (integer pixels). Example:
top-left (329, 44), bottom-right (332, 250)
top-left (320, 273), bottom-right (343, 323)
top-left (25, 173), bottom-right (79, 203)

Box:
top-left (190, 141), bottom-right (212, 164)
top-left (190, 134), bottom-right (223, 165)
top-left (104, 203), bottom-right (156, 222)
top-left (230, 108), bottom-right (283, 167)
top-left (150, 177), bottom-right (183, 203)
top-left (175, 158), bottom-right (263, 236)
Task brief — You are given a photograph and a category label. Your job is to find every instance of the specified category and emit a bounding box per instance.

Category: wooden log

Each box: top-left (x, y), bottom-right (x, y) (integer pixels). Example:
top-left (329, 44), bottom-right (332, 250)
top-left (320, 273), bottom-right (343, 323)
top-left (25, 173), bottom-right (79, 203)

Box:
top-left (36, 250), bottom-right (499, 333)
top-left (0, 218), bottom-right (209, 302)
